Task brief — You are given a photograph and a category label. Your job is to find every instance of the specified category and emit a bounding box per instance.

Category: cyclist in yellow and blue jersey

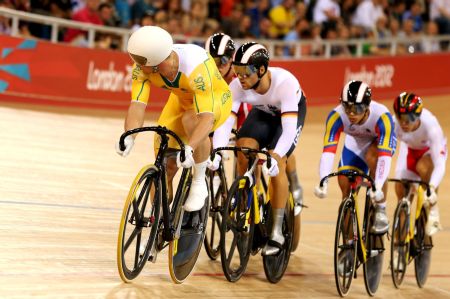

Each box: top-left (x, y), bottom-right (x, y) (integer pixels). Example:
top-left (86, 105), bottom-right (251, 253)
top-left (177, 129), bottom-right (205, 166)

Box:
top-left (115, 26), bottom-right (232, 212)
top-left (314, 80), bottom-right (396, 234)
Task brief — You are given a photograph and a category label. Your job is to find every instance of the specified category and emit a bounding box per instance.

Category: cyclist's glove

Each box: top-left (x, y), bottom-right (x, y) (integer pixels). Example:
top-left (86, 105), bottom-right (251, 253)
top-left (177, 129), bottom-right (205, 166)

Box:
top-left (263, 157), bottom-right (279, 177)
top-left (207, 153), bottom-right (222, 171)
top-left (369, 185), bottom-right (384, 203)
top-left (314, 181), bottom-right (328, 199)
top-left (176, 145), bottom-right (195, 168)
top-left (115, 135), bottom-right (134, 157)
top-left (425, 186), bottom-right (437, 205)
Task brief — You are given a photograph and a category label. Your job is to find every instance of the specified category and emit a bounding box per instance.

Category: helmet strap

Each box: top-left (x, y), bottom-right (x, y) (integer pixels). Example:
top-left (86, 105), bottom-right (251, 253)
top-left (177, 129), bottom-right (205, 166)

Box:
top-left (250, 67), bottom-right (267, 90)
top-left (223, 64), bottom-right (233, 78)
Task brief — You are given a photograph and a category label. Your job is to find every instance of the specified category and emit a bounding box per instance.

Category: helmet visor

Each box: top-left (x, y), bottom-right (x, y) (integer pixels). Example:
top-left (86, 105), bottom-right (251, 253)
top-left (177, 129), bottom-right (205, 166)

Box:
top-left (396, 113), bottom-right (419, 123)
top-left (233, 65), bottom-right (257, 79)
top-left (129, 53), bottom-right (148, 66)
top-left (213, 55), bottom-right (231, 67)
top-left (342, 102), bottom-right (367, 115)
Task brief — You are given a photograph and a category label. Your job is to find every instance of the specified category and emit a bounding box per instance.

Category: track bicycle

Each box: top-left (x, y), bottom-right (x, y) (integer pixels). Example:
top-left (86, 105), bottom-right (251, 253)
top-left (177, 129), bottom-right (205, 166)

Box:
top-left (116, 126), bottom-right (210, 284)
top-left (388, 178), bottom-right (433, 288)
top-left (204, 129), bottom-right (238, 260)
top-left (216, 146), bottom-right (297, 283)
top-left (319, 170), bottom-right (385, 297)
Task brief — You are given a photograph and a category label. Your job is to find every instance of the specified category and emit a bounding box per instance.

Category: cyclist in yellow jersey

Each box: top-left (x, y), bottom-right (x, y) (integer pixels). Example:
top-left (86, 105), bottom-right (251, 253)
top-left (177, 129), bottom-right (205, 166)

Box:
top-left (115, 26), bottom-right (232, 212)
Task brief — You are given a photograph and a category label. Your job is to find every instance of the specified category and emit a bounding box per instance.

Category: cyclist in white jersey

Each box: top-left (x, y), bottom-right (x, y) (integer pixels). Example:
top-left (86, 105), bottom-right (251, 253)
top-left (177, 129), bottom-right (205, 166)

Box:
top-left (314, 80), bottom-right (396, 234)
top-left (205, 33), bottom-right (305, 213)
top-left (393, 92), bottom-right (447, 235)
top-left (209, 42), bottom-right (307, 255)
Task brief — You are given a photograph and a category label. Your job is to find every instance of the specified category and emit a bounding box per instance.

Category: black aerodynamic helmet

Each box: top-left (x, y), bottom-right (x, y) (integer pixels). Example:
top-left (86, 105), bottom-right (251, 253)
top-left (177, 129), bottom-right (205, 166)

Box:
top-left (205, 33), bottom-right (235, 59)
top-left (341, 80), bottom-right (372, 106)
top-left (233, 42), bottom-right (269, 71)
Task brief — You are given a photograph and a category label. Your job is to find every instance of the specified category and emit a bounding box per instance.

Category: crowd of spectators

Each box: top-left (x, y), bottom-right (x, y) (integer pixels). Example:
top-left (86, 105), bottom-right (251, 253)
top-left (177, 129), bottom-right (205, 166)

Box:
top-left (1, 0), bottom-right (449, 57)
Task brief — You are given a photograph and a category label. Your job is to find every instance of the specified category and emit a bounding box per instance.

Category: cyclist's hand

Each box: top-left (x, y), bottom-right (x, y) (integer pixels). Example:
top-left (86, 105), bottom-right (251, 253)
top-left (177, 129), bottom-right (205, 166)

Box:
top-left (207, 153), bottom-right (222, 171)
top-left (369, 187), bottom-right (384, 203)
top-left (176, 145), bottom-right (195, 168)
top-left (314, 182), bottom-right (328, 199)
top-left (263, 157), bottom-right (279, 177)
top-left (115, 135), bottom-right (134, 157)
top-left (426, 186), bottom-right (437, 205)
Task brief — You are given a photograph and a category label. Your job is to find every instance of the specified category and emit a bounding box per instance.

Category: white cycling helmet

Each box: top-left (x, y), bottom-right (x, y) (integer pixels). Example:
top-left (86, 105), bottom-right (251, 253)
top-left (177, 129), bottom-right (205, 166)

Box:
top-left (127, 26), bottom-right (173, 66)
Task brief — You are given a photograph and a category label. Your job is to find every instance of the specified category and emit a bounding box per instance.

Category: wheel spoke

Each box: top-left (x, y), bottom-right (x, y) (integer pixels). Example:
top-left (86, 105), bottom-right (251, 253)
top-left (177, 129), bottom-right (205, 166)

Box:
top-left (134, 232), bottom-right (142, 269)
top-left (124, 226), bottom-right (141, 252)
top-left (226, 233), bottom-right (238, 266)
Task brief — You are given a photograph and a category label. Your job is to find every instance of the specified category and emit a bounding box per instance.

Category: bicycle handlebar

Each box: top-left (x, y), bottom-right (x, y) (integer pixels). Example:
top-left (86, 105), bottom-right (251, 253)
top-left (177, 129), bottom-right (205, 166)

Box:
top-left (211, 146), bottom-right (272, 169)
top-left (119, 126), bottom-right (186, 161)
top-left (320, 170), bottom-right (376, 192)
top-left (387, 178), bottom-right (431, 197)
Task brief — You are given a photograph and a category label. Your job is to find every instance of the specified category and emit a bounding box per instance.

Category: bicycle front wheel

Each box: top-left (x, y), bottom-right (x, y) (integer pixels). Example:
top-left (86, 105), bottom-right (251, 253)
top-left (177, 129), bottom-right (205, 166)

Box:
top-left (117, 165), bottom-right (161, 282)
top-left (414, 206), bottom-right (433, 288)
top-left (220, 176), bottom-right (254, 282)
top-left (334, 197), bottom-right (357, 297)
top-left (363, 204), bottom-right (385, 296)
top-left (390, 200), bottom-right (410, 288)
top-left (204, 169), bottom-right (227, 260)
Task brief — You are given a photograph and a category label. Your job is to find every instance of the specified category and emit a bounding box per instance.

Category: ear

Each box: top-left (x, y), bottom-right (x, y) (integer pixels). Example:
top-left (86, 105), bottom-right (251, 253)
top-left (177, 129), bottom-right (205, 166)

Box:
top-left (259, 65), bottom-right (266, 77)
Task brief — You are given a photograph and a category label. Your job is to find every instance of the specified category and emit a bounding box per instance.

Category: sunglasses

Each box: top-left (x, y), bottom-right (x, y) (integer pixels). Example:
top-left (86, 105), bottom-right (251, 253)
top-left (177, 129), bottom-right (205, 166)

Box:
top-left (396, 113), bottom-right (419, 123)
top-left (342, 102), bottom-right (368, 115)
top-left (213, 55), bottom-right (231, 67)
top-left (233, 65), bottom-right (258, 79)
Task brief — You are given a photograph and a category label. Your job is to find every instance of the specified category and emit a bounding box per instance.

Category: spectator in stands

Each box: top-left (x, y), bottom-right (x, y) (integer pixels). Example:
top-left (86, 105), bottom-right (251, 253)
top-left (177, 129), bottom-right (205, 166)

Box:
top-left (63, 0), bottom-right (102, 46)
top-left (269, 0), bottom-right (296, 39)
top-left (98, 2), bottom-right (118, 27)
top-left (131, 11), bottom-right (154, 32)
top-left (421, 20), bottom-right (441, 52)
top-left (398, 18), bottom-right (422, 53)
top-left (221, 3), bottom-right (244, 37)
top-left (181, 0), bottom-right (208, 36)
top-left (130, 0), bottom-right (157, 27)
top-left (0, 0), bottom-right (13, 35)
top-left (284, 18), bottom-right (310, 56)
top-left (403, 1), bottom-right (424, 32)
top-left (429, 0), bottom-right (450, 34)
top-left (313, 0), bottom-right (341, 27)
top-left (115, 0), bottom-right (130, 27)
top-left (246, 0), bottom-right (270, 38)
top-left (351, 0), bottom-right (387, 34)
top-left (258, 17), bottom-right (278, 39)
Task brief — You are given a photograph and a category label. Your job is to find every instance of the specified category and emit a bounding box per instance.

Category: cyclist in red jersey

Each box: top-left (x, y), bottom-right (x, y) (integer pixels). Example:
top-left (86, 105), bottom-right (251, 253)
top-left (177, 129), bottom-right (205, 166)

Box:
top-left (205, 34), bottom-right (304, 216)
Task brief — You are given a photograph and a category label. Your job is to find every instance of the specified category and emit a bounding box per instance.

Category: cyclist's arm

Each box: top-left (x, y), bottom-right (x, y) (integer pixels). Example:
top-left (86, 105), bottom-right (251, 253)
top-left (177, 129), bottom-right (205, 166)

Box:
top-left (319, 110), bottom-right (343, 180)
top-left (374, 113), bottom-right (396, 186)
top-left (428, 127), bottom-right (446, 188)
top-left (273, 80), bottom-right (302, 158)
top-left (125, 101), bottom-right (146, 133)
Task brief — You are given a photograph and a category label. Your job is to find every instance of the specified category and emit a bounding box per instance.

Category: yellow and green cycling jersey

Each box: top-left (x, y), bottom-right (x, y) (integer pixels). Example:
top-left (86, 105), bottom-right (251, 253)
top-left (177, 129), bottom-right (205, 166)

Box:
top-left (131, 44), bottom-right (232, 148)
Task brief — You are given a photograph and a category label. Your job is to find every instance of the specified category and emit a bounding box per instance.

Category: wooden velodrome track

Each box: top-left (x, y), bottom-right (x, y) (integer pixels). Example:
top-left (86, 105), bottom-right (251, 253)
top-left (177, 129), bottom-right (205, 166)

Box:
top-left (1, 94), bottom-right (450, 299)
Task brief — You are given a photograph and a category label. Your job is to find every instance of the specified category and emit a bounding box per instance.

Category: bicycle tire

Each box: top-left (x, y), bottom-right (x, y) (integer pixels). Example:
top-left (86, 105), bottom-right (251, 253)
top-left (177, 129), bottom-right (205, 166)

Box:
top-left (169, 177), bottom-right (210, 283)
top-left (414, 206), bottom-right (433, 288)
top-left (363, 204), bottom-right (385, 296)
top-left (291, 213), bottom-right (301, 252)
top-left (204, 168), bottom-right (226, 260)
top-left (390, 200), bottom-right (410, 288)
top-left (220, 176), bottom-right (254, 282)
top-left (262, 201), bottom-right (294, 283)
top-left (117, 165), bottom-right (161, 283)
top-left (334, 197), bottom-right (357, 297)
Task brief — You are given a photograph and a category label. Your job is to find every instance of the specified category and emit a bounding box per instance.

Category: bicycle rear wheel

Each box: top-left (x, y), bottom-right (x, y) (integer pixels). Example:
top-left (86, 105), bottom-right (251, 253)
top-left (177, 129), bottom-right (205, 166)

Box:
top-left (263, 201), bottom-right (294, 283)
top-left (204, 168), bottom-right (227, 260)
top-left (291, 212), bottom-right (301, 252)
top-left (117, 165), bottom-right (161, 282)
top-left (390, 200), bottom-right (410, 288)
top-left (220, 176), bottom-right (254, 282)
top-left (363, 204), bottom-right (385, 296)
top-left (414, 206), bottom-right (433, 288)
top-left (169, 176), bottom-right (210, 283)
top-left (334, 197), bottom-right (357, 297)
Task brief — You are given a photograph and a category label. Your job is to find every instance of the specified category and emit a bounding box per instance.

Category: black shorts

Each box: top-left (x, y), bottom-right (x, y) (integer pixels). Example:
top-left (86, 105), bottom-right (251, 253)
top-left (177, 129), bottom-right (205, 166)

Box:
top-left (237, 95), bottom-right (307, 157)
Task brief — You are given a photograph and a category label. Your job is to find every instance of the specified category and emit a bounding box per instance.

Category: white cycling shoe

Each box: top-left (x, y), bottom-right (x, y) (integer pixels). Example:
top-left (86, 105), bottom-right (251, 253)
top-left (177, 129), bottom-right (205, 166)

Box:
top-left (184, 180), bottom-right (207, 212)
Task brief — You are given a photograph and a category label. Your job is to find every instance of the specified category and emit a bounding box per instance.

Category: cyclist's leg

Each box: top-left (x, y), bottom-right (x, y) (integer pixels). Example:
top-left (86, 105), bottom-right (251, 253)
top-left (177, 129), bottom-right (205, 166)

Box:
top-left (155, 94), bottom-right (186, 201)
top-left (365, 142), bottom-right (389, 233)
top-left (286, 154), bottom-right (304, 211)
top-left (416, 154), bottom-right (443, 235)
top-left (337, 142), bottom-right (370, 239)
